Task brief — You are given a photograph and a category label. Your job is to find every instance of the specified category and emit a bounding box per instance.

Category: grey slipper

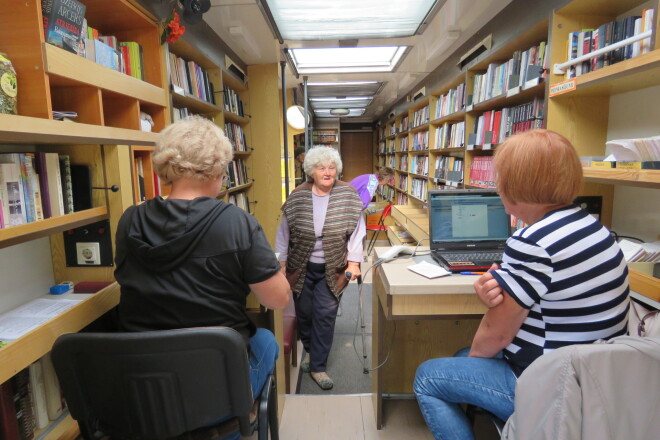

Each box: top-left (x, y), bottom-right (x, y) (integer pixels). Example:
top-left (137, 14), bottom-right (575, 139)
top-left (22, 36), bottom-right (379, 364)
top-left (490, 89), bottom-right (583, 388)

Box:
top-left (300, 352), bottom-right (310, 373)
top-left (311, 371), bottom-right (334, 390)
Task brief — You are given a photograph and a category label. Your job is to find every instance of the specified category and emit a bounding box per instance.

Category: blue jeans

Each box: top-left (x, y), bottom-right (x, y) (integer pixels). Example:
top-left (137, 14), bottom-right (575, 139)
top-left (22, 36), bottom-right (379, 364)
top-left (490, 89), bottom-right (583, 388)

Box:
top-left (413, 348), bottom-right (517, 440)
top-left (217, 328), bottom-right (279, 440)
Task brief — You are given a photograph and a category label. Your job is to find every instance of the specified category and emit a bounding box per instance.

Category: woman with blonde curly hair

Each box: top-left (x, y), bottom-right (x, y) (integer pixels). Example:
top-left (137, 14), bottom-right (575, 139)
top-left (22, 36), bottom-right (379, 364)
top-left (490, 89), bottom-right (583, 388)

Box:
top-left (114, 117), bottom-right (290, 415)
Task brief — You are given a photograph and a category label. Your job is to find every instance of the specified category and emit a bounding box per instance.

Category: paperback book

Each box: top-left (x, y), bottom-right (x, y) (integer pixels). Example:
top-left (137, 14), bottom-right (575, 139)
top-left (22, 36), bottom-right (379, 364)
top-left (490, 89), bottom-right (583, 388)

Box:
top-left (43, 0), bottom-right (87, 55)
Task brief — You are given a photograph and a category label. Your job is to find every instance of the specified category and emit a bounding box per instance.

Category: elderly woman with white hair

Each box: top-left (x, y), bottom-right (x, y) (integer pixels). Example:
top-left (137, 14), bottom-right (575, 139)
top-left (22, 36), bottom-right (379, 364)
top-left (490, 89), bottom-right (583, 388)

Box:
top-left (276, 146), bottom-right (365, 390)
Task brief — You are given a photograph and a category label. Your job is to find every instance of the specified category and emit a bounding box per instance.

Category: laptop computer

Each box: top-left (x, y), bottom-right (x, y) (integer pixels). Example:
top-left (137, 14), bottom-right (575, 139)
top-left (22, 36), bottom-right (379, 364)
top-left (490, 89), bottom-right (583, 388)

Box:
top-left (428, 189), bottom-right (512, 272)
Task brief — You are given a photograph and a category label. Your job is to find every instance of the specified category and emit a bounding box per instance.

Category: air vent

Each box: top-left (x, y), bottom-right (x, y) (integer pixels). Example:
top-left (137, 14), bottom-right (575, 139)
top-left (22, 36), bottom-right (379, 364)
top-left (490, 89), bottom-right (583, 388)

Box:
top-left (225, 55), bottom-right (246, 82)
top-left (413, 86), bottom-right (426, 101)
top-left (457, 35), bottom-right (492, 69)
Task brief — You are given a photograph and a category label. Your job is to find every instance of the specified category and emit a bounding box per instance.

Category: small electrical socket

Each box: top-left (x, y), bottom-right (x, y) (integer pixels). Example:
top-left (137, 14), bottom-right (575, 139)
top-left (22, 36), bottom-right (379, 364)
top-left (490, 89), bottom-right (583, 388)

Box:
top-left (76, 242), bottom-right (101, 265)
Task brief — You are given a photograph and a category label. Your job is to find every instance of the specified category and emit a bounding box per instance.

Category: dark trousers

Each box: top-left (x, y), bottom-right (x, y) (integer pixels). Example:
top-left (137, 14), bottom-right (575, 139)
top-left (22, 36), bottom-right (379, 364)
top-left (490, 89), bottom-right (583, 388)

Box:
top-left (294, 262), bottom-right (340, 372)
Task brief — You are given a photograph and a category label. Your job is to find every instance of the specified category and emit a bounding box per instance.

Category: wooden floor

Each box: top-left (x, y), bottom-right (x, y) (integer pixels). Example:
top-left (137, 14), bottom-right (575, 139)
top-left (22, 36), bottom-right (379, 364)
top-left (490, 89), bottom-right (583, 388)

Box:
top-left (279, 395), bottom-right (434, 440)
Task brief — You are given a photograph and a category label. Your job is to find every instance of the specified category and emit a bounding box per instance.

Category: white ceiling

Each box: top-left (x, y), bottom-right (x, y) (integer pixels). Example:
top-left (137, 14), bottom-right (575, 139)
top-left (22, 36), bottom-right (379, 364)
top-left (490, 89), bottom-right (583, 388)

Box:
top-left (204, 0), bottom-right (512, 122)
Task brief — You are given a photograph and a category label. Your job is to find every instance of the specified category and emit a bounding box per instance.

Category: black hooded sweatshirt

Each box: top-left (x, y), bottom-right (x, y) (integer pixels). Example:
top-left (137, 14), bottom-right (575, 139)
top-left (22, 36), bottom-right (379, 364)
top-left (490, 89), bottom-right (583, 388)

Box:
top-left (114, 196), bottom-right (280, 343)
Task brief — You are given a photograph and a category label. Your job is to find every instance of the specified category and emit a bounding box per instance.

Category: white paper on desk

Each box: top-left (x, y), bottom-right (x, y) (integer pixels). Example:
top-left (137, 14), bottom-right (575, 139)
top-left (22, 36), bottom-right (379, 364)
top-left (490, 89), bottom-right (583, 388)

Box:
top-left (407, 261), bottom-right (451, 279)
top-left (0, 298), bottom-right (81, 341)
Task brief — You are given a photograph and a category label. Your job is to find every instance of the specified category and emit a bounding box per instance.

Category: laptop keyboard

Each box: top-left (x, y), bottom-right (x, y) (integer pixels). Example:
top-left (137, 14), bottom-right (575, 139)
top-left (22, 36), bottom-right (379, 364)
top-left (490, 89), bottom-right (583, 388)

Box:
top-left (442, 252), bottom-right (502, 262)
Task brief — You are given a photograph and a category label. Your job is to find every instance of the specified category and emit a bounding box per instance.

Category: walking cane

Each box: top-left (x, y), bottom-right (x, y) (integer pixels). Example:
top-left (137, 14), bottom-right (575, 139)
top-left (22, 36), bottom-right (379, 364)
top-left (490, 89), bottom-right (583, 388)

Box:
top-left (347, 271), bottom-right (368, 374)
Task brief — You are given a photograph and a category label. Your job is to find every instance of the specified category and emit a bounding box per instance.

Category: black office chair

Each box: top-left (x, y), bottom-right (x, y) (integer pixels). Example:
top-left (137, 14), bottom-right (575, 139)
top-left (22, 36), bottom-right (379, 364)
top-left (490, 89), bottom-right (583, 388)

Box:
top-left (466, 404), bottom-right (506, 438)
top-left (51, 327), bottom-right (278, 440)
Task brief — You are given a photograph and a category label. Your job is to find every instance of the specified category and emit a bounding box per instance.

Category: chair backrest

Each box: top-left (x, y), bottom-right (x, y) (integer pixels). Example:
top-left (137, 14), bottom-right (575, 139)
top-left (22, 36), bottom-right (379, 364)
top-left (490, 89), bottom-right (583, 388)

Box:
top-left (51, 327), bottom-right (254, 439)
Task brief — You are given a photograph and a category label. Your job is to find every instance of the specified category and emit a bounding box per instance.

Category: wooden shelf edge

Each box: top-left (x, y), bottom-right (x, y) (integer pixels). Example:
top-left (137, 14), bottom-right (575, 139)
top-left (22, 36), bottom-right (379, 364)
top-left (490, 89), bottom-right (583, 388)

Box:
top-left (629, 269), bottom-right (659, 302)
top-left (582, 168), bottom-right (660, 188)
top-left (35, 412), bottom-right (78, 440)
top-left (0, 283), bottom-right (120, 385)
top-left (223, 111), bottom-right (250, 125)
top-left (0, 207), bottom-right (109, 250)
top-left (0, 114), bottom-right (159, 146)
top-left (44, 44), bottom-right (168, 107)
top-left (227, 181), bottom-right (254, 194)
top-left (171, 91), bottom-right (222, 114)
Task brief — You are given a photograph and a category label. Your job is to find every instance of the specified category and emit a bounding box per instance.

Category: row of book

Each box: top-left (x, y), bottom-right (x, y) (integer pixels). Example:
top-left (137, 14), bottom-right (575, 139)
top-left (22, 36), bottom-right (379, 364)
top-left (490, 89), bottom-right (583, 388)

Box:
top-left (412, 105), bottom-right (430, 128)
top-left (385, 154), bottom-right (396, 169)
top-left (379, 184), bottom-right (395, 202)
top-left (224, 122), bottom-right (248, 152)
top-left (399, 155), bottom-right (408, 172)
top-left (566, 9), bottom-right (655, 79)
top-left (173, 106), bottom-right (193, 122)
top-left (398, 136), bottom-right (409, 152)
top-left (0, 356), bottom-right (65, 440)
top-left (228, 192), bottom-right (251, 214)
top-left (0, 153), bottom-right (90, 229)
top-left (399, 115), bottom-right (409, 134)
top-left (411, 131), bottom-right (429, 151)
top-left (42, 0), bottom-right (145, 80)
top-left (398, 174), bottom-right (408, 192)
top-left (472, 41), bottom-right (548, 105)
top-left (395, 192), bottom-right (408, 205)
top-left (468, 155), bottom-right (495, 188)
top-left (168, 52), bottom-right (216, 105)
top-left (226, 159), bottom-right (249, 189)
top-left (410, 155), bottom-right (429, 176)
top-left (410, 178), bottom-right (427, 202)
top-left (435, 121), bottom-right (466, 150)
top-left (469, 97), bottom-right (544, 147)
top-left (434, 156), bottom-right (464, 185)
top-left (434, 83), bottom-right (466, 120)
top-left (223, 88), bottom-right (245, 117)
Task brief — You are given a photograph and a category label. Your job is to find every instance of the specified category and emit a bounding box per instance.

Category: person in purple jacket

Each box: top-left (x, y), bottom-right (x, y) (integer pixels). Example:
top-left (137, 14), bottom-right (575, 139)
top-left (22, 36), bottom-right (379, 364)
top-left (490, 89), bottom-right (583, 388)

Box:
top-left (349, 167), bottom-right (394, 210)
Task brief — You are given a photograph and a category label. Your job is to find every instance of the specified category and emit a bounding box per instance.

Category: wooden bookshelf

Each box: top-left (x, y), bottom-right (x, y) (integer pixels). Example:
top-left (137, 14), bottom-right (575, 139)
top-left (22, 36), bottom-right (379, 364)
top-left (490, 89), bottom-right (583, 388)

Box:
top-left (546, 0), bottom-right (660, 297)
top-left (0, 114), bottom-right (158, 146)
top-left (0, 284), bottom-right (120, 385)
top-left (0, 207), bottom-right (109, 250)
top-left (0, 1), bottom-right (168, 437)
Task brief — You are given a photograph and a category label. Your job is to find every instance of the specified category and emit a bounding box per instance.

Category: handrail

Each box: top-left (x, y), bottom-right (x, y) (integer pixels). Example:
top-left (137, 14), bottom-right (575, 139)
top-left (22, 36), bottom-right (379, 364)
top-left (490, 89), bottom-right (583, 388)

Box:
top-left (553, 30), bottom-right (652, 74)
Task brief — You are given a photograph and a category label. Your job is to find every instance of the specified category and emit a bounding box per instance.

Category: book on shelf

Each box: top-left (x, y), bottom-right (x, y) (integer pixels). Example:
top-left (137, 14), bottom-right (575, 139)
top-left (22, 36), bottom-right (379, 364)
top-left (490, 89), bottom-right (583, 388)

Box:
top-left (42, 0), bottom-right (86, 55)
top-left (28, 360), bottom-right (49, 430)
top-left (13, 369), bottom-right (34, 440)
top-left (0, 381), bottom-right (20, 440)
top-left (41, 353), bottom-right (65, 421)
top-left (58, 155), bottom-right (74, 214)
top-left (0, 155), bottom-right (27, 227)
top-left (94, 39), bottom-right (121, 72)
top-left (135, 156), bottom-right (146, 202)
top-left (45, 153), bottom-right (65, 217)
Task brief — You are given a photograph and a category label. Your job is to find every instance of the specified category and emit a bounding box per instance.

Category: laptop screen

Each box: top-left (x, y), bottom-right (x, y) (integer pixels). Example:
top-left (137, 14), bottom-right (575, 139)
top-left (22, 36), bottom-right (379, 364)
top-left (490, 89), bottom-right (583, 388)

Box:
top-left (429, 189), bottom-right (510, 248)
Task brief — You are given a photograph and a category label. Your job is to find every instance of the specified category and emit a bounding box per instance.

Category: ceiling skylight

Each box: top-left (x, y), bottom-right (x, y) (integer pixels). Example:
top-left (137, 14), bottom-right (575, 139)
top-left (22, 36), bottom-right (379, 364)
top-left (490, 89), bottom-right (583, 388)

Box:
top-left (314, 108), bottom-right (366, 118)
top-left (289, 47), bottom-right (407, 74)
top-left (262, 0), bottom-right (439, 40)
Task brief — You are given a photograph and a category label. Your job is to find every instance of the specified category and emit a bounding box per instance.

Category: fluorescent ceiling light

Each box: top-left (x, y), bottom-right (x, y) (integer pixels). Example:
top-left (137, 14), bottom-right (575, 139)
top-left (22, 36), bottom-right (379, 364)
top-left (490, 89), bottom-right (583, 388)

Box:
top-left (263, 0), bottom-right (438, 40)
top-left (311, 97), bottom-right (373, 109)
top-left (314, 108), bottom-right (366, 117)
top-left (290, 47), bottom-right (407, 74)
top-left (308, 81), bottom-right (379, 86)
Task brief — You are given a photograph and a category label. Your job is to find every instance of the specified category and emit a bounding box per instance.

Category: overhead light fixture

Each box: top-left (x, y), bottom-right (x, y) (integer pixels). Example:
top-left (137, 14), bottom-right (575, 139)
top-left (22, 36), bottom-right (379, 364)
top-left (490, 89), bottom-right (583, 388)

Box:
top-left (261, 0), bottom-right (440, 40)
top-left (289, 46), bottom-right (408, 74)
top-left (286, 105), bottom-right (309, 129)
top-left (315, 108), bottom-right (366, 118)
top-left (330, 108), bottom-right (350, 116)
top-left (308, 81), bottom-right (379, 86)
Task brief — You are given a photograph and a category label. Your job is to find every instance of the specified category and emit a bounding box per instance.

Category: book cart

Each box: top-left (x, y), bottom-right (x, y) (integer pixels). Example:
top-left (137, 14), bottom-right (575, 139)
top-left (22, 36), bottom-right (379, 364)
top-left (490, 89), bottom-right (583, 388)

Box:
top-left (0, 1), bottom-right (167, 438)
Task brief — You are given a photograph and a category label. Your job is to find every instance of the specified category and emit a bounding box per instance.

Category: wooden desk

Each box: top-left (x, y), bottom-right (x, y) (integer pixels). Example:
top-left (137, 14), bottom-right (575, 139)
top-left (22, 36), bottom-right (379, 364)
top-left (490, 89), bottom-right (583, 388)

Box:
top-left (371, 247), bottom-right (487, 429)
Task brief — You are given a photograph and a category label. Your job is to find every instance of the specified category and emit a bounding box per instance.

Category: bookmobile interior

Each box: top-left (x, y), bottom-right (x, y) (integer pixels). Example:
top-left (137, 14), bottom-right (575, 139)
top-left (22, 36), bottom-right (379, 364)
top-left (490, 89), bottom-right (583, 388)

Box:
top-left (0, 0), bottom-right (658, 439)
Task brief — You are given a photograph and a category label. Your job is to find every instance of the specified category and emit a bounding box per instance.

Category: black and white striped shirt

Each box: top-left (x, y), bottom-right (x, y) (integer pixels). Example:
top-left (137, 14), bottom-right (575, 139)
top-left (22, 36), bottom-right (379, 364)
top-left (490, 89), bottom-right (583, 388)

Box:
top-left (492, 205), bottom-right (630, 373)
